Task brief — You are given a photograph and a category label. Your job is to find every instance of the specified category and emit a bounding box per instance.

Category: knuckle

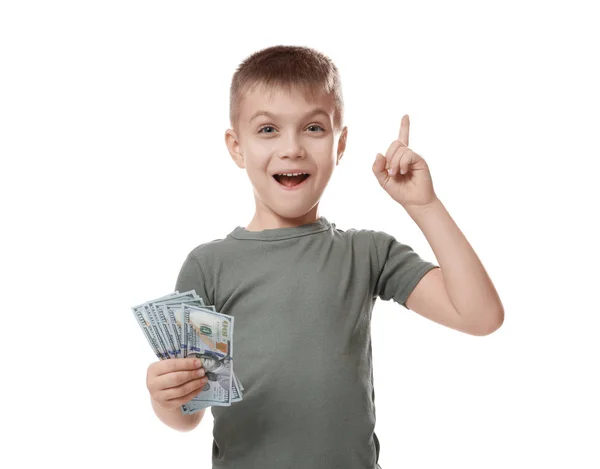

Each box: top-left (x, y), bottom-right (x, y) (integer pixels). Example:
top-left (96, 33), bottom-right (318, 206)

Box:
top-left (153, 391), bottom-right (167, 405)
top-left (170, 373), bottom-right (183, 388)
top-left (187, 378), bottom-right (203, 393)
top-left (162, 388), bottom-right (177, 401)
top-left (165, 359), bottom-right (179, 372)
top-left (179, 357), bottom-right (190, 367)
top-left (193, 379), bottom-right (206, 395)
top-left (179, 392), bottom-right (195, 406)
top-left (172, 386), bottom-right (189, 402)
top-left (181, 370), bottom-right (193, 383)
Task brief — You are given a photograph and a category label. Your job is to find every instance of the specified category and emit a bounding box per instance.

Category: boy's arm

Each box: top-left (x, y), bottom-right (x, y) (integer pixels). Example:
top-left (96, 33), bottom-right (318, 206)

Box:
top-left (404, 198), bottom-right (504, 336)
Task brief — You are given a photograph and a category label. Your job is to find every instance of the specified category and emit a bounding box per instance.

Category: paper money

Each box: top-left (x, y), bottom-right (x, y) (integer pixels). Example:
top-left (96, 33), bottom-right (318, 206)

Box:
top-left (132, 290), bottom-right (244, 413)
top-left (180, 303), bottom-right (241, 413)
top-left (132, 292), bottom-right (180, 360)
top-left (150, 290), bottom-right (201, 358)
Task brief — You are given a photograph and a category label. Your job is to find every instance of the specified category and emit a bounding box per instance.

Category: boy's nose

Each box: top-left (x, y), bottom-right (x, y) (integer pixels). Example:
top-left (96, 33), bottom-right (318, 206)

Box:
top-left (278, 135), bottom-right (307, 159)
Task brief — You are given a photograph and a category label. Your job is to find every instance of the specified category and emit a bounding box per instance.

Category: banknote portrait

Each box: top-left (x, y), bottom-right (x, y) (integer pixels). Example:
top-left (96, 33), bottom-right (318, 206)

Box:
top-left (189, 351), bottom-right (232, 391)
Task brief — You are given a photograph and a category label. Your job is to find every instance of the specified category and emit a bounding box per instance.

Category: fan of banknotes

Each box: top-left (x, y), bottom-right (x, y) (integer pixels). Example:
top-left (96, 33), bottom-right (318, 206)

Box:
top-left (131, 290), bottom-right (244, 414)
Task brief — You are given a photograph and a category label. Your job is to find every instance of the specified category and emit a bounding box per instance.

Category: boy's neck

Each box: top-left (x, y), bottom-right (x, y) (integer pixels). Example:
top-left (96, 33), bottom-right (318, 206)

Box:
top-left (245, 209), bottom-right (321, 232)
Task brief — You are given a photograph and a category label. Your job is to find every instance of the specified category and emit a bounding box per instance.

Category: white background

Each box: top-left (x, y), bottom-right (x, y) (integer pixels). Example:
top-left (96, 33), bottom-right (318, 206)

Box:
top-left (2, 1), bottom-right (599, 468)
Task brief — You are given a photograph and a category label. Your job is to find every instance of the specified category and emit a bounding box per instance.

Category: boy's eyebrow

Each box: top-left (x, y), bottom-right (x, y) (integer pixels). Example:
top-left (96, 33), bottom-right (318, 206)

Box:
top-left (249, 108), bottom-right (330, 123)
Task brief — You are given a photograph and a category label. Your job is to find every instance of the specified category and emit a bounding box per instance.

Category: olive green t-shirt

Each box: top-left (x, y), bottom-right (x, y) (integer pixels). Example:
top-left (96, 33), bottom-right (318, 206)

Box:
top-left (175, 216), bottom-right (438, 469)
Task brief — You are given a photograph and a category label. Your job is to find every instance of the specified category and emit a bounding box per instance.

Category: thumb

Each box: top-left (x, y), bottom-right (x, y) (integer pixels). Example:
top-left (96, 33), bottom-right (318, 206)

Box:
top-left (372, 153), bottom-right (388, 186)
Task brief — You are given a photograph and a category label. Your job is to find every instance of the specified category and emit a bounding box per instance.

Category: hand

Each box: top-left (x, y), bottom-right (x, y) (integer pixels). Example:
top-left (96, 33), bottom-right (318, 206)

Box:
top-left (146, 358), bottom-right (208, 411)
top-left (372, 114), bottom-right (437, 208)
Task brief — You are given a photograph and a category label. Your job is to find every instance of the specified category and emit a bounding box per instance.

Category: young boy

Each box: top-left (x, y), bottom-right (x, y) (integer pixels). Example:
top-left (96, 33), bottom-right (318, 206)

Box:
top-left (145, 45), bottom-right (504, 469)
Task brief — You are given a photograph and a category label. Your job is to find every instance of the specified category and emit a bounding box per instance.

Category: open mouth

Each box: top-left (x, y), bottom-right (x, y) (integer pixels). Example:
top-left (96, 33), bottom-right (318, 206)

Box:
top-left (273, 173), bottom-right (310, 188)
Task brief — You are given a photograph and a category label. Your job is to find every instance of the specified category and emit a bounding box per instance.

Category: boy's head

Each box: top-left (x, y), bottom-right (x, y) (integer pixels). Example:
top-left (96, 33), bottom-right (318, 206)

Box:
top-left (225, 45), bottom-right (348, 227)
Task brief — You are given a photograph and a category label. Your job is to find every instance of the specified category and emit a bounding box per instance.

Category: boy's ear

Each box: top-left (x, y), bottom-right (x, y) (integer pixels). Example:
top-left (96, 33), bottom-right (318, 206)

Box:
top-left (225, 129), bottom-right (245, 169)
top-left (336, 126), bottom-right (348, 165)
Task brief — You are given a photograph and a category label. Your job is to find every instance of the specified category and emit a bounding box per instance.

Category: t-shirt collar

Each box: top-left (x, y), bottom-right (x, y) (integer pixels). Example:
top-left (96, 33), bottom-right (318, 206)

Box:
top-left (229, 216), bottom-right (331, 241)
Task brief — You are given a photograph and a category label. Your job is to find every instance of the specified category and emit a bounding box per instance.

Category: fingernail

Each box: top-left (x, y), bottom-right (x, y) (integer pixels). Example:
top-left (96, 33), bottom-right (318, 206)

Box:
top-left (198, 368), bottom-right (205, 377)
top-left (195, 359), bottom-right (202, 367)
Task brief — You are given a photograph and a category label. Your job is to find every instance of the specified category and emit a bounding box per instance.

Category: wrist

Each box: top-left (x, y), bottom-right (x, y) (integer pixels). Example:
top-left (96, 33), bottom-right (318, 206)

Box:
top-left (405, 197), bottom-right (443, 220)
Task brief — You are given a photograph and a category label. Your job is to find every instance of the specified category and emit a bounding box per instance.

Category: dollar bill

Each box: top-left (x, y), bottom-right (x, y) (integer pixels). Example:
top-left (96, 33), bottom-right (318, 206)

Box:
top-left (143, 302), bottom-right (172, 359)
top-left (164, 300), bottom-right (212, 356)
top-left (131, 292), bottom-right (180, 360)
top-left (182, 303), bottom-right (235, 409)
top-left (132, 290), bottom-right (244, 411)
top-left (143, 290), bottom-right (207, 358)
top-left (150, 291), bottom-right (200, 358)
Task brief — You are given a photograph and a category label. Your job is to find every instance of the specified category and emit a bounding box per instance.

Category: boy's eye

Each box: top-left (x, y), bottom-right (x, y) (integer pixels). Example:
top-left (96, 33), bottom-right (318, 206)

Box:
top-left (258, 126), bottom-right (276, 134)
top-left (258, 124), bottom-right (325, 134)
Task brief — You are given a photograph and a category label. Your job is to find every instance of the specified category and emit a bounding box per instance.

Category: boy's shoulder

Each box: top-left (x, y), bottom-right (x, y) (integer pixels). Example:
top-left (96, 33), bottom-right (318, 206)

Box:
top-left (334, 223), bottom-right (396, 244)
top-left (186, 235), bottom-right (231, 260)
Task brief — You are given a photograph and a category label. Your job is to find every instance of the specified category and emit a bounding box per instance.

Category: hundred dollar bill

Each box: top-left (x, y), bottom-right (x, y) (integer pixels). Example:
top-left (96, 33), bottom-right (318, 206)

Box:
top-left (182, 304), bottom-right (235, 409)
top-left (179, 301), bottom-right (242, 399)
top-left (131, 292), bottom-right (180, 359)
top-left (165, 297), bottom-right (214, 351)
top-left (163, 301), bottom-right (244, 410)
top-left (182, 365), bottom-right (244, 415)
top-left (154, 292), bottom-right (214, 358)
top-left (143, 302), bottom-right (171, 359)
top-left (164, 301), bottom-right (205, 357)
top-left (132, 290), bottom-right (243, 413)
top-left (235, 373), bottom-right (244, 392)
top-left (150, 291), bottom-right (200, 358)
top-left (145, 301), bottom-right (176, 359)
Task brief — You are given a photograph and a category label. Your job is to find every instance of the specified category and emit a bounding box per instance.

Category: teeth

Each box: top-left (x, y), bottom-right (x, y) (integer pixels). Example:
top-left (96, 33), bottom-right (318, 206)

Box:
top-left (276, 172), bottom-right (308, 177)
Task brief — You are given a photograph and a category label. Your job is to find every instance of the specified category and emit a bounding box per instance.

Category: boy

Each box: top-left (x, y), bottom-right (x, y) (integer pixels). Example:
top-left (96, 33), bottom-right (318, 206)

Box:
top-left (145, 45), bottom-right (504, 468)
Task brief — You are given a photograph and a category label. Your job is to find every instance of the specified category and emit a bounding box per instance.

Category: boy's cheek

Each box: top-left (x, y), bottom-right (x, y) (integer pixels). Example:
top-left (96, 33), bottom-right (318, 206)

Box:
top-left (246, 140), bottom-right (273, 155)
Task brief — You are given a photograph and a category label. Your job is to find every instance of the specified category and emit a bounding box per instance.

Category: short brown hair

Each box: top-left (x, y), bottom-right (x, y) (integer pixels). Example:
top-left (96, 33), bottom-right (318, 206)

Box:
top-left (229, 45), bottom-right (344, 132)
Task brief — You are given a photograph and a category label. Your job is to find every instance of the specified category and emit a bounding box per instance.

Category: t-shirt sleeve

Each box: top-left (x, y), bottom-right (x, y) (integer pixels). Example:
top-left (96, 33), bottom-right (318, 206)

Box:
top-left (174, 251), bottom-right (214, 305)
top-left (370, 230), bottom-right (438, 309)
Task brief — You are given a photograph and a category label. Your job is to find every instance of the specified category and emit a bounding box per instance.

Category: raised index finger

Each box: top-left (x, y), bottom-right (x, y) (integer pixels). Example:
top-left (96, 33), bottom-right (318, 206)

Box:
top-left (398, 114), bottom-right (410, 147)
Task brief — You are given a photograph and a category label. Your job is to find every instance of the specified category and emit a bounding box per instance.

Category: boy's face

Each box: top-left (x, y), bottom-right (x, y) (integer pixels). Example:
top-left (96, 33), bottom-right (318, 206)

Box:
top-left (225, 84), bottom-right (347, 227)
